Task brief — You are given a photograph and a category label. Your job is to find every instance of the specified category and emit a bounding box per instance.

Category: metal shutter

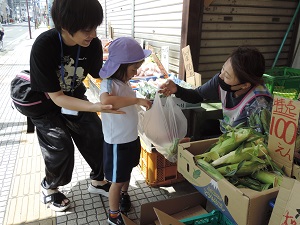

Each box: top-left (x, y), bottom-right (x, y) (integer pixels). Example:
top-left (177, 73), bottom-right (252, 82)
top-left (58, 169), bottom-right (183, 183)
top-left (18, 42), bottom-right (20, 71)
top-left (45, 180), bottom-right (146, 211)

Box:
top-left (198, 0), bottom-right (299, 83)
top-left (99, 0), bottom-right (183, 74)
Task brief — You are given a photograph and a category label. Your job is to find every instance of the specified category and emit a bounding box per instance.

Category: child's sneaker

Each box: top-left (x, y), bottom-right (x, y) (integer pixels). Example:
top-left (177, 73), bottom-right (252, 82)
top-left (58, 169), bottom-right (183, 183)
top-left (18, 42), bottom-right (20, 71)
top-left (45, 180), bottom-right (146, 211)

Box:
top-left (120, 193), bottom-right (131, 213)
top-left (107, 212), bottom-right (125, 225)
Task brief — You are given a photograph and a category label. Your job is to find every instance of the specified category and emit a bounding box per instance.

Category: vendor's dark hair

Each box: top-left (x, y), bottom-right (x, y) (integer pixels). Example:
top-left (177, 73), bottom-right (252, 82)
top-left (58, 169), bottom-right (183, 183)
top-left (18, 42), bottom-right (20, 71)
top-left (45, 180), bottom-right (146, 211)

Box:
top-left (51, 0), bottom-right (103, 35)
top-left (230, 46), bottom-right (265, 86)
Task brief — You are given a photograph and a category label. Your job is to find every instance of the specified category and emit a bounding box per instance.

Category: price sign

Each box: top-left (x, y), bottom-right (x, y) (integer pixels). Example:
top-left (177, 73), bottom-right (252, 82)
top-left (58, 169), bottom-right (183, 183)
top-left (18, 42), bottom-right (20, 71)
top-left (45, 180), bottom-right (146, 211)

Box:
top-left (268, 96), bottom-right (300, 176)
top-left (182, 45), bottom-right (202, 87)
top-left (182, 45), bottom-right (195, 79)
top-left (151, 52), bottom-right (169, 78)
top-left (161, 46), bottom-right (169, 73)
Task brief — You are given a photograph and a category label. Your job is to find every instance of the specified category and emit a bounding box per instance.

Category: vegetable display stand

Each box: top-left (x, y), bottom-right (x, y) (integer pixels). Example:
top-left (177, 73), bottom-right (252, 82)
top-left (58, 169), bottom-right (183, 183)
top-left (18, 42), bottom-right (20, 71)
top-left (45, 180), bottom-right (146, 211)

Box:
top-left (189, 103), bottom-right (223, 141)
top-left (263, 67), bottom-right (300, 100)
top-left (83, 74), bottom-right (91, 88)
top-left (88, 76), bottom-right (101, 101)
top-left (180, 210), bottom-right (234, 225)
top-left (139, 144), bottom-right (185, 187)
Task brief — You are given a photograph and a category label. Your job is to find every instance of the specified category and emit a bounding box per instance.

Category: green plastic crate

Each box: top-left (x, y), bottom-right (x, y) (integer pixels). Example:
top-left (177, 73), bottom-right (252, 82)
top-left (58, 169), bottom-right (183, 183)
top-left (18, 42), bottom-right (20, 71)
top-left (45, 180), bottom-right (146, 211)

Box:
top-left (263, 67), bottom-right (300, 100)
top-left (180, 210), bottom-right (235, 225)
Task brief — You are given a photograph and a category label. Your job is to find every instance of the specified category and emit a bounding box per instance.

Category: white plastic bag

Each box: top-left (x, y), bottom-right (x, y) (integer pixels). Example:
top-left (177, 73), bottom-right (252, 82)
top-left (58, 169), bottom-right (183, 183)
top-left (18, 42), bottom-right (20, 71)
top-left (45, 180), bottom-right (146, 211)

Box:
top-left (142, 92), bottom-right (187, 162)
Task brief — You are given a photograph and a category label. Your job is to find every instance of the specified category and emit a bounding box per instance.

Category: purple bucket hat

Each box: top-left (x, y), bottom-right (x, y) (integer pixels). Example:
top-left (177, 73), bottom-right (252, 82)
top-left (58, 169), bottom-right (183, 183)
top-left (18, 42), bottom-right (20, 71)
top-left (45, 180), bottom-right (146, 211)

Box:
top-left (99, 37), bottom-right (152, 79)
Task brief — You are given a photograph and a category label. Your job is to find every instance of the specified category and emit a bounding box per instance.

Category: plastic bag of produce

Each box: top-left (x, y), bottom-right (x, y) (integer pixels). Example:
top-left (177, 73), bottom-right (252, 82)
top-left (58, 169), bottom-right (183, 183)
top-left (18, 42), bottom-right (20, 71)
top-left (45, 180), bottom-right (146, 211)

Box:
top-left (142, 92), bottom-right (187, 162)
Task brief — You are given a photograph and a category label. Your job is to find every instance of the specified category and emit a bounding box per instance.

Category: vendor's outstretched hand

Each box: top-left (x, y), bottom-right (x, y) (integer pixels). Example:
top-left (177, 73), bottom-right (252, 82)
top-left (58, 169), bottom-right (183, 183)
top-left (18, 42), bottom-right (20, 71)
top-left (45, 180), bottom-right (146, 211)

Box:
top-left (158, 79), bottom-right (178, 96)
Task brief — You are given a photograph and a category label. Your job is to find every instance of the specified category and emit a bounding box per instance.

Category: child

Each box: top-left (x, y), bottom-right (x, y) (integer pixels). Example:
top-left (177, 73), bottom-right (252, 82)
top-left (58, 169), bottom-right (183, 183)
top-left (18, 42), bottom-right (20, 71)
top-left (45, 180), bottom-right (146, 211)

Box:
top-left (99, 37), bottom-right (152, 225)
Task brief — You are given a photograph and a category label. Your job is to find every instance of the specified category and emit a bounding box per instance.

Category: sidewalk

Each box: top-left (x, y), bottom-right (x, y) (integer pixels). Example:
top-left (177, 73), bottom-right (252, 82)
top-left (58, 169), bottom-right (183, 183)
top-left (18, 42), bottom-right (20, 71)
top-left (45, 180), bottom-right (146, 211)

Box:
top-left (0, 24), bottom-right (195, 225)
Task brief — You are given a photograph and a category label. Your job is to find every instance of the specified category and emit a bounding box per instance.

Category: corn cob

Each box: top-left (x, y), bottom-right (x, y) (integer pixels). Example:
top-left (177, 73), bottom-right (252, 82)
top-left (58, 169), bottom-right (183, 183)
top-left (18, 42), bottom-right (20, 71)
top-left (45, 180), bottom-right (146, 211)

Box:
top-left (263, 154), bottom-right (285, 175)
top-left (260, 108), bottom-right (271, 134)
top-left (195, 158), bottom-right (224, 181)
top-left (209, 128), bottom-right (252, 156)
top-left (244, 132), bottom-right (266, 146)
top-left (236, 177), bottom-right (272, 191)
top-left (248, 113), bottom-right (256, 128)
top-left (194, 151), bottom-right (220, 163)
top-left (216, 160), bottom-right (267, 177)
top-left (255, 112), bottom-right (263, 133)
top-left (211, 144), bottom-right (268, 167)
top-left (251, 170), bottom-right (283, 187)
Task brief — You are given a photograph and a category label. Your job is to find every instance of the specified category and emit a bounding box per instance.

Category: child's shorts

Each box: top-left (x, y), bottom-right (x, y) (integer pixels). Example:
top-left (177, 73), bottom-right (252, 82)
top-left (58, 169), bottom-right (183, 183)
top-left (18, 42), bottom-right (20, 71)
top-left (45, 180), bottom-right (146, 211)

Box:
top-left (103, 137), bottom-right (141, 183)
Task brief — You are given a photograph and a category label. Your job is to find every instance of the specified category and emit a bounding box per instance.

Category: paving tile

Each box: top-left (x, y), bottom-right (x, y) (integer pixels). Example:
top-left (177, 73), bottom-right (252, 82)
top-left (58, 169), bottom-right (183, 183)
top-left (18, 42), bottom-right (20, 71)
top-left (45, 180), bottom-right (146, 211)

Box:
top-left (5, 197), bottom-right (17, 225)
top-left (74, 205), bottom-right (84, 213)
top-left (29, 194), bottom-right (41, 221)
top-left (15, 157), bottom-right (24, 176)
top-left (76, 211), bottom-right (87, 219)
top-left (20, 195), bottom-right (29, 223)
top-left (10, 175), bottom-right (20, 198)
top-left (66, 213), bottom-right (77, 221)
top-left (89, 221), bottom-right (101, 225)
top-left (56, 215), bottom-right (67, 224)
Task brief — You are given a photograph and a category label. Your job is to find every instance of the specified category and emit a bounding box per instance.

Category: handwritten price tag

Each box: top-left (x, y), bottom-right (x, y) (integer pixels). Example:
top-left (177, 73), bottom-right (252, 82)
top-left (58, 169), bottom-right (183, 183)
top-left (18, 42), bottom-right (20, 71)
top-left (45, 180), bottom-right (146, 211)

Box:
top-left (151, 53), bottom-right (169, 78)
top-left (268, 96), bottom-right (300, 176)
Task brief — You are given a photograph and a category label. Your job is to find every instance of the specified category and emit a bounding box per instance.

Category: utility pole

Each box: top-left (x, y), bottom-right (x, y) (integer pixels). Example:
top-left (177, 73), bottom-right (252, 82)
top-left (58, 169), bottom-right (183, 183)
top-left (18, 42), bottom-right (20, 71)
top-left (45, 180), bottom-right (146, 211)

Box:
top-left (33, 0), bottom-right (37, 29)
top-left (19, 1), bottom-right (22, 22)
top-left (25, 0), bottom-right (32, 39)
top-left (46, 0), bottom-right (49, 27)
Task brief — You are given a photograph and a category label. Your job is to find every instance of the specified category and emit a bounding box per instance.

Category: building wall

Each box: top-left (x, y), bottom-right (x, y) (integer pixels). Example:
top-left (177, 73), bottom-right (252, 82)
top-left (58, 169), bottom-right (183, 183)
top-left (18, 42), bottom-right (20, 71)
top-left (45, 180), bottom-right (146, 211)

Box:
top-left (97, 0), bottom-right (299, 83)
top-left (197, 0), bottom-right (299, 83)
top-left (0, 0), bottom-right (8, 22)
top-left (292, 25), bottom-right (300, 69)
top-left (98, 0), bottom-right (183, 74)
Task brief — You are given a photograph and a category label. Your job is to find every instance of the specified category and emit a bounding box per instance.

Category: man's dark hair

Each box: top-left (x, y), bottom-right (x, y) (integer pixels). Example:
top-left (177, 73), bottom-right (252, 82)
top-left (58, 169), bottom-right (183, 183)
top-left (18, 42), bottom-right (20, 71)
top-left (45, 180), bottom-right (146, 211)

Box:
top-left (51, 0), bottom-right (103, 35)
top-left (230, 46), bottom-right (265, 85)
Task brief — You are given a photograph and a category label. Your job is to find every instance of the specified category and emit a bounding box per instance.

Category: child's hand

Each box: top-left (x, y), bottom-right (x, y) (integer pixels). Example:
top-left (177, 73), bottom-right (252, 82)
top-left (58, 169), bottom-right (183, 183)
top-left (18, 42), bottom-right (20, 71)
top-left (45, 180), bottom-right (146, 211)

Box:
top-left (138, 98), bottom-right (152, 110)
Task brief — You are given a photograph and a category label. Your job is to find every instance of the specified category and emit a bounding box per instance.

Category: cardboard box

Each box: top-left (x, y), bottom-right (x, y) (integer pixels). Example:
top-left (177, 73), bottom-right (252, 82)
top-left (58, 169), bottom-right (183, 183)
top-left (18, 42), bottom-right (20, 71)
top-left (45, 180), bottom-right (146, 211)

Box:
top-left (123, 208), bottom-right (194, 225)
top-left (292, 164), bottom-right (300, 180)
top-left (177, 139), bottom-right (278, 225)
top-left (122, 192), bottom-right (208, 225)
top-left (154, 205), bottom-right (207, 225)
top-left (268, 177), bottom-right (300, 225)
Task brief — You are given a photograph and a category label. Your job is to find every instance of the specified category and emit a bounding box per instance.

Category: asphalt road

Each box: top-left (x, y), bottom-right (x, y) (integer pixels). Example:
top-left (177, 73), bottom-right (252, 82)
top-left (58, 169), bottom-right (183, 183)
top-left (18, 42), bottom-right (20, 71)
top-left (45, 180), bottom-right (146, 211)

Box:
top-left (0, 21), bottom-right (38, 54)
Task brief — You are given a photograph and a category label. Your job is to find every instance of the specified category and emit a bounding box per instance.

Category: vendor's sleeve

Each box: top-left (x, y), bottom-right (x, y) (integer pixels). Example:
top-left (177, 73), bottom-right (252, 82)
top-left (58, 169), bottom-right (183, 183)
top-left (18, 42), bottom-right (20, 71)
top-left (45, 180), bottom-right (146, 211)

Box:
top-left (175, 73), bottom-right (220, 103)
top-left (175, 85), bottom-right (204, 103)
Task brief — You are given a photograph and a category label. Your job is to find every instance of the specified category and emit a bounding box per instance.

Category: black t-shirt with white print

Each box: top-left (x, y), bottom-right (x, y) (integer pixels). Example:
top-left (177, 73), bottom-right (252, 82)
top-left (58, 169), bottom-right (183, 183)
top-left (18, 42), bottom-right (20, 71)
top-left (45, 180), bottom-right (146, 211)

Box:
top-left (30, 28), bottom-right (103, 98)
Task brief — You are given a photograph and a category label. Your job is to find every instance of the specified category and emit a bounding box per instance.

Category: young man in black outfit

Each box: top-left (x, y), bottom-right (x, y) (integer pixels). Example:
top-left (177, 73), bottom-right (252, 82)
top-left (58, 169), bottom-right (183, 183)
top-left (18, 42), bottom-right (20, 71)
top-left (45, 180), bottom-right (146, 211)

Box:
top-left (29, 0), bottom-right (123, 212)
